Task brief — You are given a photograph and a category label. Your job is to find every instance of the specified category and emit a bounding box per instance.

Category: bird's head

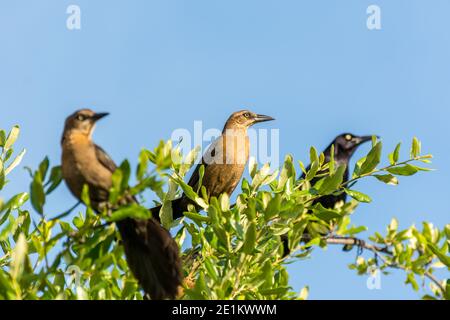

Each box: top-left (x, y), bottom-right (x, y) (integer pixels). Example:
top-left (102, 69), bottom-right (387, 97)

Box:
top-left (63, 109), bottom-right (109, 139)
top-left (224, 110), bottom-right (275, 130)
top-left (333, 133), bottom-right (374, 156)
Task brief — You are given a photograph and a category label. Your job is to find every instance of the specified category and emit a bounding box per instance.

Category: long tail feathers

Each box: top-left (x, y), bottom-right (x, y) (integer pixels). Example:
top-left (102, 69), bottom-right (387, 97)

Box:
top-left (117, 218), bottom-right (182, 300)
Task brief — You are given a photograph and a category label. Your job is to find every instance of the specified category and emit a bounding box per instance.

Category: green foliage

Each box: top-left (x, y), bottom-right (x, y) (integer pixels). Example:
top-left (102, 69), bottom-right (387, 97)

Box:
top-left (0, 127), bottom-right (448, 300)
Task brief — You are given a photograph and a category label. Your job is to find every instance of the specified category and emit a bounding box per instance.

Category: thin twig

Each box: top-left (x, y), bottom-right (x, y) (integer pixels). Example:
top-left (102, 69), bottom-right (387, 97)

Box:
top-left (49, 201), bottom-right (81, 221)
top-left (324, 236), bottom-right (392, 255)
top-left (311, 235), bottom-right (446, 297)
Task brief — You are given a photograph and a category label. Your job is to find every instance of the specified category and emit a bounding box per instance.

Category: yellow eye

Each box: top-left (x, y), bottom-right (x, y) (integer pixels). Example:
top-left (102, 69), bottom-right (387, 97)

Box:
top-left (76, 114), bottom-right (86, 121)
top-left (345, 134), bottom-right (352, 141)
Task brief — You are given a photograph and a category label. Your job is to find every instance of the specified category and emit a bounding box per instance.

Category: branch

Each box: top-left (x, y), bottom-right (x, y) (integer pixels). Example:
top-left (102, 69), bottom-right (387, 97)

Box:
top-left (324, 235), bottom-right (392, 255)
top-left (323, 235), bottom-right (446, 297)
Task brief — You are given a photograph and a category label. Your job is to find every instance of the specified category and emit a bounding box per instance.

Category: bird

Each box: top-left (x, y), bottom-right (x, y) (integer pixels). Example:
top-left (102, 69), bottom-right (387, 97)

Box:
top-left (151, 110), bottom-right (275, 221)
top-left (304, 133), bottom-right (373, 209)
top-left (61, 109), bottom-right (182, 300)
top-left (282, 133), bottom-right (373, 256)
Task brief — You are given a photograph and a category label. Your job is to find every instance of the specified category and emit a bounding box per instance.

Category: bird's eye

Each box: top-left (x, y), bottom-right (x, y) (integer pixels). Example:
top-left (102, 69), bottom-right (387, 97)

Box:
top-left (76, 114), bottom-right (86, 121)
top-left (243, 112), bottom-right (250, 118)
top-left (345, 134), bottom-right (352, 141)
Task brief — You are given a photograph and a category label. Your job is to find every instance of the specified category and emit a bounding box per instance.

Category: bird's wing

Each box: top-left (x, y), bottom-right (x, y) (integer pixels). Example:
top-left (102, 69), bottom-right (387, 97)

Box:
top-left (94, 144), bottom-right (117, 173)
top-left (186, 136), bottom-right (221, 188)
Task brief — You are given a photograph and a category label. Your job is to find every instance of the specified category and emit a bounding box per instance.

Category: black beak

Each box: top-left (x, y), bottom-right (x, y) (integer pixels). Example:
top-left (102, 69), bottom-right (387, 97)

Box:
top-left (356, 135), bottom-right (377, 145)
top-left (92, 112), bottom-right (109, 122)
top-left (254, 114), bottom-right (275, 123)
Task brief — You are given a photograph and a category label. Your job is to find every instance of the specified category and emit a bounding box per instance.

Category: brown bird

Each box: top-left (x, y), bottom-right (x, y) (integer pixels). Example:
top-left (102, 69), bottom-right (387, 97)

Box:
top-left (61, 109), bottom-right (182, 300)
top-left (152, 110), bottom-right (275, 221)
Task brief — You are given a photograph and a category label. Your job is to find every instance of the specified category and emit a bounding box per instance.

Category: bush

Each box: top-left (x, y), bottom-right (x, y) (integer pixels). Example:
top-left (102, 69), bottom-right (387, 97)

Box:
top-left (0, 126), bottom-right (448, 300)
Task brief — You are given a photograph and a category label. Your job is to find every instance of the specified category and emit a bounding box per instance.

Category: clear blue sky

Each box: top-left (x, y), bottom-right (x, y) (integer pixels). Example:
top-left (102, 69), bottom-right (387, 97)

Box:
top-left (1, 1), bottom-right (449, 299)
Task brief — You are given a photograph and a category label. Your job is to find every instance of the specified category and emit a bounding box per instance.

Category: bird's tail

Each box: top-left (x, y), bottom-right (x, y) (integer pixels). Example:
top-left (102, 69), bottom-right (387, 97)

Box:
top-left (281, 234), bottom-right (290, 257)
top-left (117, 217), bottom-right (182, 300)
top-left (150, 197), bottom-right (188, 222)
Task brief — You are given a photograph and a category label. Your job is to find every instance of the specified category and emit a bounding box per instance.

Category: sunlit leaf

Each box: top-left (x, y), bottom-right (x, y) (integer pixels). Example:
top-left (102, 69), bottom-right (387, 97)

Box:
top-left (359, 142), bottom-right (382, 175)
top-left (344, 189), bottom-right (372, 203)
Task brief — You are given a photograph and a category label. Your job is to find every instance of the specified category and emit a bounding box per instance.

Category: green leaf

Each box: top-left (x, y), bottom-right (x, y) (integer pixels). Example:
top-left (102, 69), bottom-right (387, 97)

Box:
top-left (389, 218), bottom-right (399, 232)
top-left (0, 130), bottom-right (6, 148)
top-left (197, 165), bottom-right (205, 193)
top-left (242, 222), bottom-right (257, 254)
top-left (318, 164), bottom-right (346, 195)
top-left (136, 149), bottom-right (149, 180)
top-left (183, 211), bottom-right (209, 224)
top-left (4, 126), bottom-right (20, 151)
top-left (38, 157), bottom-right (50, 181)
top-left (313, 203), bottom-right (342, 222)
top-left (445, 280), bottom-right (450, 300)
top-left (249, 156), bottom-right (258, 178)
top-left (119, 160), bottom-right (131, 191)
top-left (45, 166), bottom-right (63, 194)
top-left (107, 204), bottom-right (152, 222)
top-left (271, 223), bottom-right (290, 236)
top-left (220, 193), bottom-right (230, 212)
top-left (359, 142), bottom-right (382, 175)
top-left (388, 143), bottom-right (401, 165)
top-left (344, 189), bottom-right (372, 203)
top-left (0, 161), bottom-right (4, 190)
top-left (11, 233), bottom-right (27, 281)
top-left (81, 184), bottom-right (91, 207)
top-left (373, 174), bottom-right (399, 186)
top-left (309, 147), bottom-right (319, 164)
top-left (260, 287), bottom-right (289, 296)
top-left (387, 164), bottom-right (418, 176)
top-left (109, 169), bottom-right (123, 205)
top-left (4, 149), bottom-right (26, 175)
top-left (406, 273), bottom-right (419, 291)
top-left (179, 146), bottom-right (200, 177)
top-left (299, 286), bottom-right (309, 300)
top-left (160, 201), bottom-right (173, 229)
top-left (30, 171), bottom-right (45, 214)
top-left (2, 192), bottom-right (29, 212)
top-left (344, 225), bottom-right (368, 236)
top-left (251, 163), bottom-right (273, 189)
top-left (265, 194), bottom-right (281, 221)
top-left (427, 242), bottom-right (450, 268)
top-left (172, 176), bottom-right (197, 201)
top-left (410, 137), bottom-right (421, 158)
top-left (277, 154), bottom-right (295, 190)
top-left (306, 147), bottom-right (320, 181)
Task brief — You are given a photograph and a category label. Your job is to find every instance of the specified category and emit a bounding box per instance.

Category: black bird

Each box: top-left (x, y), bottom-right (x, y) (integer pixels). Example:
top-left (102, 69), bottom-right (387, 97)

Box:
top-left (61, 109), bottom-right (182, 299)
top-left (306, 133), bottom-right (373, 208)
top-left (282, 133), bottom-right (373, 256)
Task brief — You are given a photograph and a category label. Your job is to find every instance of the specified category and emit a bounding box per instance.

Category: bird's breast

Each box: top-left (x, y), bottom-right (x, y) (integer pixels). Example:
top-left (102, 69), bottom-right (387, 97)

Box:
top-left (61, 136), bottom-right (112, 202)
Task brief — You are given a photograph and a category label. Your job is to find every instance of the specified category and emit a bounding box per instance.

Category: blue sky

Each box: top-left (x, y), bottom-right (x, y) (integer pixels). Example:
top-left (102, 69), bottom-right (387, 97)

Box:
top-left (1, 0), bottom-right (449, 299)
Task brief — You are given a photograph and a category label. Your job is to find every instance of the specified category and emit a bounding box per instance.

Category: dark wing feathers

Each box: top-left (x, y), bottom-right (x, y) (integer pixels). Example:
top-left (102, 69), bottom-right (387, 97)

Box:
top-left (95, 144), bottom-right (117, 173)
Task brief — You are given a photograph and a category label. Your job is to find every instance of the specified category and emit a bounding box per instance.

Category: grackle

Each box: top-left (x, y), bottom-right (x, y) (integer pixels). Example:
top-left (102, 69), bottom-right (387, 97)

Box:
top-left (152, 110), bottom-right (275, 221)
top-left (61, 109), bottom-right (182, 300)
top-left (282, 133), bottom-right (373, 256)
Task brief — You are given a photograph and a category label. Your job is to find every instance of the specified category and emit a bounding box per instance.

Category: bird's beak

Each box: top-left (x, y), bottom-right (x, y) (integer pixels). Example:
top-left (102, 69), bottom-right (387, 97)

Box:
top-left (254, 114), bottom-right (275, 123)
top-left (356, 135), bottom-right (377, 145)
top-left (92, 112), bottom-right (109, 122)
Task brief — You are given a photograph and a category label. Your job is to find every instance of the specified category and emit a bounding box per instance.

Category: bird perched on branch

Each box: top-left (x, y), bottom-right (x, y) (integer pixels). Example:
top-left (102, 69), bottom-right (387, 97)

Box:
top-left (152, 110), bottom-right (275, 221)
top-left (306, 133), bottom-right (373, 208)
top-left (282, 133), bottom-right (373, 256)
top-left (61, 109), bottom-right (182, 300)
